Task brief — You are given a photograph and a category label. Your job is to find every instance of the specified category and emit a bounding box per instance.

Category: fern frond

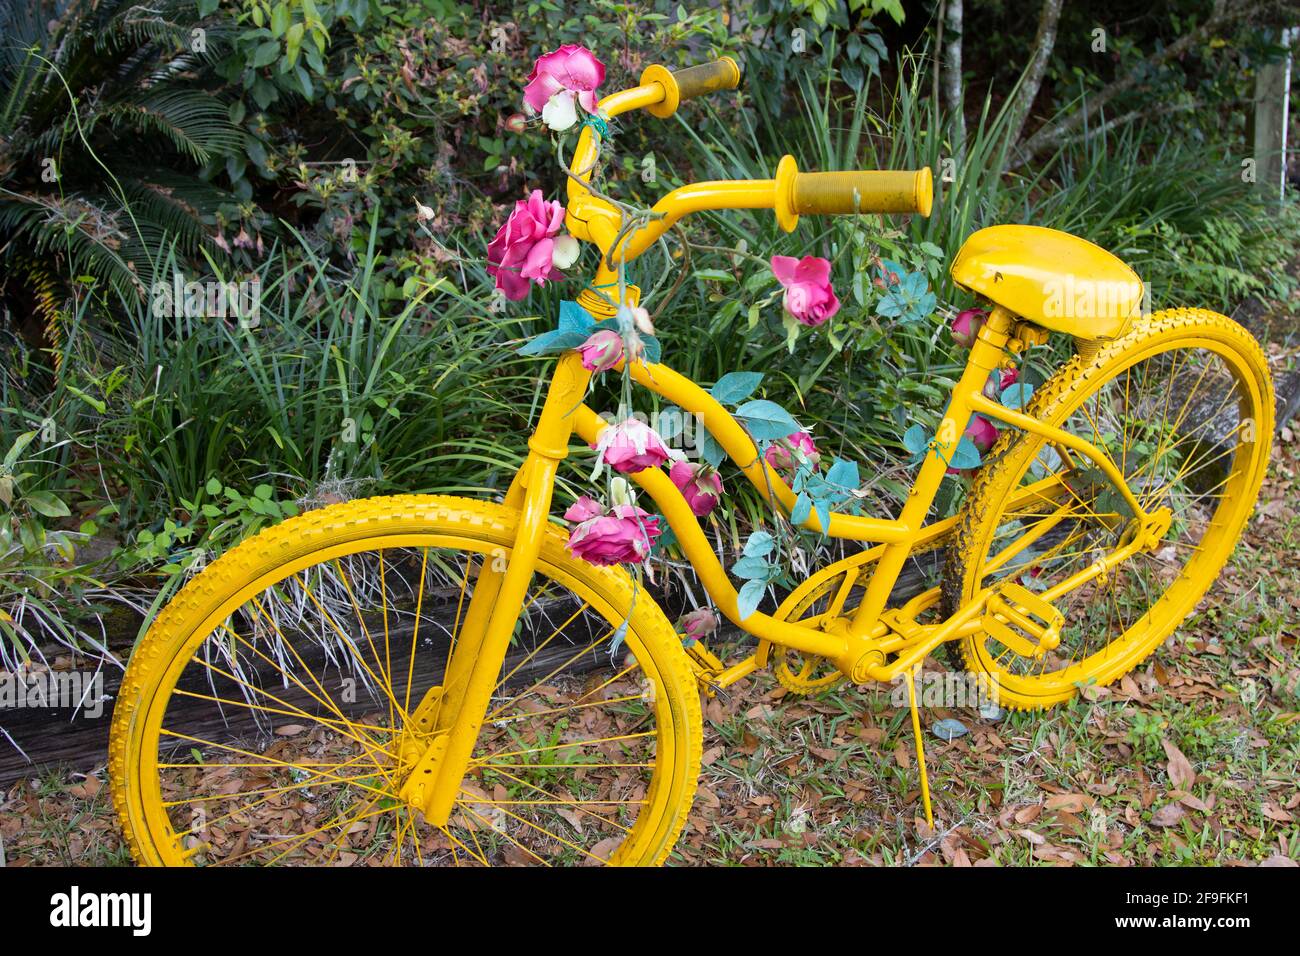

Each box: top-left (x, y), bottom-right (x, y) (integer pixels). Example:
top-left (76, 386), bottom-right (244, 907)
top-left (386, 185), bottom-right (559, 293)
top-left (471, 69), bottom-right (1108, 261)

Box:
top-left (13, 256), bottom-right (66, 374)
top-left (101, 88), bottom-right (242, 163)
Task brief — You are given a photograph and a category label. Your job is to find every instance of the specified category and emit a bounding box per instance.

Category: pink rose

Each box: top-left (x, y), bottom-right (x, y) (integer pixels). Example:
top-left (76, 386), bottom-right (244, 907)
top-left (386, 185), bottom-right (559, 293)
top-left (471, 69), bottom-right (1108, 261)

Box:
top-left (983, 365), bottom-right (1019, 400)
top-left (770, 255), bottom-right (840, 327)
top-left (566, 502), bottom-right (661, 566)
top-left (946, 415), bottom-right (1000, 476)
top-left (577, 329), bottom-right (624, 373)
top-left (951, 308), bottom-right (988, 348)
top-left (563, 496), bottom-right (605, 522)
top-left (764, 431), bottom-right (820, 474)
top-left (598, 419), bottom-right (671, 474)
top-left (523, 45), bottom-right (605, 131)
top-left (676, 608), bottom-right (718, 644)
top-left (966, 414), bottom-right (999, 453)
top-left (669, 460), bottom-right (723, 517)
top-left (486, 189), bottom-right (566, 301)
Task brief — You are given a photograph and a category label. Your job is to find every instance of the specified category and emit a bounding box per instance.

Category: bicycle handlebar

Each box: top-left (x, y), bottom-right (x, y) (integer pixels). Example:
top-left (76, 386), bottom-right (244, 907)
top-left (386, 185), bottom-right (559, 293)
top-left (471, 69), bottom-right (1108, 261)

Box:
top-left (791, 168), bottom-right (934, 217)
top-left (640, 57), bottom-right (742, 118)
top-left (564, 63), bottom-right (934, 278)
top-left (772, 156), bottom-right (932, 231)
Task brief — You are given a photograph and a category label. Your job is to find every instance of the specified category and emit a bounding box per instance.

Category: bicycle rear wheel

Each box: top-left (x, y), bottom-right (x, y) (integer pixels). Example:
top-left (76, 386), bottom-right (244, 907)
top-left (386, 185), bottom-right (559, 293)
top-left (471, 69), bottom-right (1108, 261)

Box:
top-left (943, 309), bottom-right (1272, 709)
top-left (110, 495), bottom-right (702, 865)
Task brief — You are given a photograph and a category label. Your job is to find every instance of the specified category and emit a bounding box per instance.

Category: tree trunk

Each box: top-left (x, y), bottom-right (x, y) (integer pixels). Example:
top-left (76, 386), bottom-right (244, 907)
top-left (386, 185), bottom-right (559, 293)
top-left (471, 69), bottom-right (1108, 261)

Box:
top-left (943, 0), bottom-right (966, 162)
top-left (1013, 0), bottom-right (1255, 164)
top-left (1003, 0), bottom-right (1065, 162)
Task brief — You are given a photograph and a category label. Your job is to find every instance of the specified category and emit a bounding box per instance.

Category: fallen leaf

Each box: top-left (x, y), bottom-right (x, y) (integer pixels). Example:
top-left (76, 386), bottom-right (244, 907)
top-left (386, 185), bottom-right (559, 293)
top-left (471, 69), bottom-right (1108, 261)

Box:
top-left (1150, 804), bottom-right (1186, 827)
top-left (1162, 739), bottom-right (1196, 790)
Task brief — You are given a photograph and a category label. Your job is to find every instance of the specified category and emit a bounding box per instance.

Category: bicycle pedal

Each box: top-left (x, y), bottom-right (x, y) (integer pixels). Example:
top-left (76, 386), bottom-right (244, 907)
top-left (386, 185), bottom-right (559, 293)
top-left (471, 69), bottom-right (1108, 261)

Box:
top-left (982, 582), bottom-right (1064, 659)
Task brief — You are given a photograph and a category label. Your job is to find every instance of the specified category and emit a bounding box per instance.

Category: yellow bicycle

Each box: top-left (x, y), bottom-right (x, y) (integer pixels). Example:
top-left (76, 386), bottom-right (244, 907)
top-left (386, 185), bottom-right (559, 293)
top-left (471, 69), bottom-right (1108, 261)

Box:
top-left (110, 58), bottom-right (1273, 865)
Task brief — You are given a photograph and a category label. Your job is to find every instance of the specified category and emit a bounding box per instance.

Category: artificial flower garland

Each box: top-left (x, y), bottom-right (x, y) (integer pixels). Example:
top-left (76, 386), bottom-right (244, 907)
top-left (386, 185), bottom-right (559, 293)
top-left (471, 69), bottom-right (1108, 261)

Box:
top-left (470, 45), bottom-right (1023, 635)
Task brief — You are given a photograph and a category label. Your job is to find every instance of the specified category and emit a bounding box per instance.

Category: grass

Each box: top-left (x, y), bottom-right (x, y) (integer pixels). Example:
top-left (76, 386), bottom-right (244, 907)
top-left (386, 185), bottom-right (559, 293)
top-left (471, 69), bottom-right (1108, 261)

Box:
top-left (2, 433), bottom-right (1295, 867)
top-left (670, 435), bottom-right (1300, 866)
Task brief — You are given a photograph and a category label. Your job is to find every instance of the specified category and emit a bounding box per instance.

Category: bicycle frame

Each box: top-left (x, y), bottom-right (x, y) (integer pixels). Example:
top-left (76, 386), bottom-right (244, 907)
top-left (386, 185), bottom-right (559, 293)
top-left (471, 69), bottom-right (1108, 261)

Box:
top-left (408, 74), bottom-right (1156, 825)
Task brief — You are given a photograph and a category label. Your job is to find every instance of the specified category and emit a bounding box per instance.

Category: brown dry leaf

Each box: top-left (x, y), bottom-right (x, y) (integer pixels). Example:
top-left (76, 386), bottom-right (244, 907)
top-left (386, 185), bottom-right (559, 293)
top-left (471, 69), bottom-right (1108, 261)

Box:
top-left (556, 807), bottom-right (584, 834)
top-left (857, 726), bottom-right (886, 746)
top-left (66, 775), bottom-right (102, 799)
top-left (1161, 739), bottom-right (1196, 790)
top-left (893, 741), bottom-right (911, 769)
top-left (1179, 792), bottom-right (1211, 813)
top-left (1014, 828), bottom-right (1046, 845)
top-left (1261, 802), bottom-right (1295, 823)
top-left (1259, 854), bottom-right (1299, 867)
top-left (1045, 793), bottom-right (1088, 813)
top-left (1150, 803), bottom-right (1186, 827)
top-left (275, 724), bottom-right (307, 736)
top-left (1014, 804), bottom-right (1042, 824)
top-left (696, 786), bottom-right (722, 809)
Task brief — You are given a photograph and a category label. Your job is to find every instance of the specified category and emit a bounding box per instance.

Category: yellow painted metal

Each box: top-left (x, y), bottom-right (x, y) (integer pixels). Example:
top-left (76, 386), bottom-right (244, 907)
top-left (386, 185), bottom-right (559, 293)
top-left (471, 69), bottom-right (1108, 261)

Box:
top-left (773, 155), bottom-right (800, 232)
top-left (906, 664), bottom-right (934, 829)
top-left (110, 70), bottom-right (1276, 867)
top-left (640, 57), bottom-right (740, 118)
top-left (947, 308), bottom-right (1273, 710)
top-left (566, 86), bottom-right (931, 269)
top-left (793, 166), bottom-right (934, 218)
top-left (950, 225), bottom-right (1144, 339)
top-left (968, 391), bottom-right (1148, 522)
top-left (421, 353), bottom-right (593, 825)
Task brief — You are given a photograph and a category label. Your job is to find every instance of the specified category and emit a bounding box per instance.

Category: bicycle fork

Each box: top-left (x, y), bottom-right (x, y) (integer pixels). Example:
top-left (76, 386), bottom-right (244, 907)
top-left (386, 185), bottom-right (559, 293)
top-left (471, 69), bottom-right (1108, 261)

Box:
top-left (396, 354), bottom-right (592, 826)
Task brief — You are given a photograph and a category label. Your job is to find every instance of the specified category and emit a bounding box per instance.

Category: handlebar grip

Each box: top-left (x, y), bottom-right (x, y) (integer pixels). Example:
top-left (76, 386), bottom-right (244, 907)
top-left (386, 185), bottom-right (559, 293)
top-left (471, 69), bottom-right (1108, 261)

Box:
top-left (641, 57), bottom-right (741, 118)
top-left (794, 168), bottom-right (934, 217)
top-left (673, 57), bottom-right (742, 100)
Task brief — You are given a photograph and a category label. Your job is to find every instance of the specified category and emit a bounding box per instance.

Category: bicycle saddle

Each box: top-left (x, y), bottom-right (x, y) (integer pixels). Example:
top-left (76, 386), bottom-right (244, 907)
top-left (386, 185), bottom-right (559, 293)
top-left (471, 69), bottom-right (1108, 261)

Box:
top-left (950, 224), bottom-right (1144, 340)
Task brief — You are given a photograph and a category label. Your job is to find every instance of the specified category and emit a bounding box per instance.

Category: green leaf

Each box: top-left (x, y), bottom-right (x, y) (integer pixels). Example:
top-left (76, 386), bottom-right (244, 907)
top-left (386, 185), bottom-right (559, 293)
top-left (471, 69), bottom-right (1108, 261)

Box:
top-left (737, 579), bottom-right (766, 621)
top-left (558, 300), bottom-right (597, 334)
top-left (700, 429), bottom-right (726, 467)
top-left (742, 530), bottom-right (774, 558)
top-left (285, 23), bottom-right (304, 67)
top-left (731, 555), bottom-right (773, 580)
top-left (26, 491), bottom-right (70, 518)
top-left (948, 437), bottom-right (982, 470)
top-left (3, 431), bottom-right (37, 469)
top-left (735, 399), bottom-right (799, 441)
top-left (1001, 382), bottom-right (1034, 409)
top-left (205, 477), bottom-right (223, 495)
top-left (825, 458), bottom-right (860, 489)
top-left (517, 329), bottom-right (590, 356)
top-left (710, 372), bottom-right (764, 405)
top-left (902, 423), bottom-right (929, 456)
top-left (270, 4), bottom-right (290, 36)
top-left (251, 40), bottom-right (282, 68)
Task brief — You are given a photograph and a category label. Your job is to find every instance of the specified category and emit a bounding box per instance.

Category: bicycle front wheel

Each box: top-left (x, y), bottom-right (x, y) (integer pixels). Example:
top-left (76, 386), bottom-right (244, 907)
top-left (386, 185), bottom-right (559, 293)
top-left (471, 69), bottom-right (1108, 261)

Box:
top-left (110, 495), bottom-right (702, 866)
